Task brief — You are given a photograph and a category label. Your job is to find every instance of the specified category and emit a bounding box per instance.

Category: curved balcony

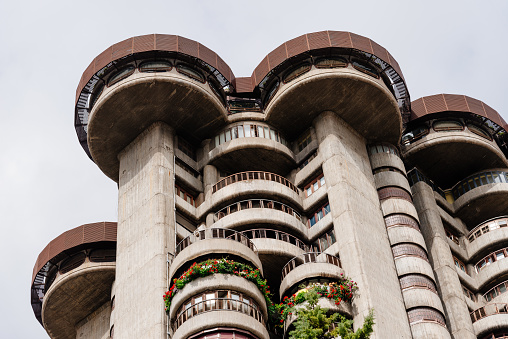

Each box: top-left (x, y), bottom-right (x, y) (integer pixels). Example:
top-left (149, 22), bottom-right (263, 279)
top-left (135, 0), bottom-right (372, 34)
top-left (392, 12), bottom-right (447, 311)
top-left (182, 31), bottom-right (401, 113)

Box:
top-left (468, 216), bottom-right (508, 242)
top-left (207, 122), bottom-right (295, 175)
top-left (209, 173), bottom-right (301, 211)
top-left (241, 229), bottom-right (308, 253)
top-left (212, 199), bottom-right (307, 237)
top-left (471, 304), bottom-right (508, 324)
top-left (253, 31), bottom-right (408, 144)
top-left (213, 171), bottom-right (298, 194)
top-left (170, 228), bottom-right (262, 281)
top-left (475, 249), bottom-right (508, 289)
top-left (31, 222), bottom-right (116, 336)
top-left (279, 253), bottom-right (343, 298)
top-left (169, 274), bottom-right (268, 321)
top-left (484, 281), bottom-right (508, 303)
top-left (402, 126), bottom-right (507, 190)
top-left (452, 171), bottom-right (508, 227)
top-left (402, 288), bottom-right (444, 313)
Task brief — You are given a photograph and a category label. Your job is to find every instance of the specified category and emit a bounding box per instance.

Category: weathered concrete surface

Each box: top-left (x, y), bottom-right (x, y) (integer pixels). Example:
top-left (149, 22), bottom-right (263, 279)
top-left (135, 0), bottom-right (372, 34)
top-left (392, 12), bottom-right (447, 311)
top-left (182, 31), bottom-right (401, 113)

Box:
top-left (42, 263), bottom-right (115, 339)
top-left (115, 122), bottom-right (175, 339)
top-left (412, 181), bottom-right (476, 339)
top-left (314, 112), bottom-right (412, 338)
top-left (75, 302), bottom-right (111, 339)
top-left (279, 262), bottom-right (345, 298)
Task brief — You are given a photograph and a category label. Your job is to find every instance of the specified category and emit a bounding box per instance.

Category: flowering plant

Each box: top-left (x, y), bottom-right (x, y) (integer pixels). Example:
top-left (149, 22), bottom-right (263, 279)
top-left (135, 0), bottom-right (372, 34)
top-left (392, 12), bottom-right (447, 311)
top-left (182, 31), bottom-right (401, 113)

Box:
top-left (276, 275), bottom-right (357, 324)
top-left (164, 258), bottom-right (275, 317)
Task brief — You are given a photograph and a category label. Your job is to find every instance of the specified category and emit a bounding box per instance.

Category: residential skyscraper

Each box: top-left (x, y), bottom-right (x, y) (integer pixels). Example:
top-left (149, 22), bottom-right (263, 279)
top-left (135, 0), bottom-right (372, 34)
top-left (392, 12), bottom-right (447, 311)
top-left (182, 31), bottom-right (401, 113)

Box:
top-left (31, 31), bottom-right (508, 339)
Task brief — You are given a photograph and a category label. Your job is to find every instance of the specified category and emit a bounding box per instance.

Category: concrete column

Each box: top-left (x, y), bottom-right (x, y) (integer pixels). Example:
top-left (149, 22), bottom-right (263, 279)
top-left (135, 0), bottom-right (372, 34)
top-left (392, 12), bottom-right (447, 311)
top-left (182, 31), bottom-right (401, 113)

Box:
top-left (313, 111), bottom-right (412, 338)
top-left (412, 182), bottom-right (476, 339)
top-left (203, 164), bottom-right (217, 201)
top-left (115, 122), bottom-right (175, 339)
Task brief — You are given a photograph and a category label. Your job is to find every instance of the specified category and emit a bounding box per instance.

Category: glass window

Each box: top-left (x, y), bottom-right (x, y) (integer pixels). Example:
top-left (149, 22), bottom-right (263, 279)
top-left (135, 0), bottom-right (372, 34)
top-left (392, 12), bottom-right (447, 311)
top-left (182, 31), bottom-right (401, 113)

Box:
top-left (238, 125), bottom-right (244, 138)
top-left (433, 120), bottom-right (463, 131)
top-left (244, 125), bottom-right (251, 137)
top-left (108, 66), bottom-right (135, 86)
top-left (264, 127), bottom-right (270, 139)
top-left (257, 125), bottom-right (264, 138)
top-left (139, 60), bottom-right (172, 73)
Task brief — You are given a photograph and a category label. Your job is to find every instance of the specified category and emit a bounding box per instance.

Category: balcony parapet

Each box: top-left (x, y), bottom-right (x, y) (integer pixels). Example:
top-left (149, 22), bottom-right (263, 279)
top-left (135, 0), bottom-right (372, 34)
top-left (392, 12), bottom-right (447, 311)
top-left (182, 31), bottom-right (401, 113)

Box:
top-left (471, 303), bottom-right (508, 323)
top-left (215, 199), bottom-right (303, 226)
top-left (279, 253), bottom-right (343, 298)
top-left (468, 217), bottom-right (508, 243)
top-left (213, 171), bottom-right (298, 194)
top-left (176, 228), bottom-right (257, 255)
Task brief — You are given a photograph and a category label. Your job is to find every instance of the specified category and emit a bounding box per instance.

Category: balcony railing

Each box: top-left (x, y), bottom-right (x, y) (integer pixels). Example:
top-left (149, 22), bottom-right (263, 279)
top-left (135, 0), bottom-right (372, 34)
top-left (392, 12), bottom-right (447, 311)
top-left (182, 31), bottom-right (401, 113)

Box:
top-left (470, 303), bottom-right (508, 323)
top-left (215, 199), bottom-right (302, 224)
top-left (174, 298), bottom-right (264, 330)
top-left (281, 252), bottom-right (341, 281)
top-left (241, 229), bottom-right (308, 252)
top-left (451, 171), bottom-right (508, 200)
top-left (175, 228), bottom-right (257, 255)
top-left (468, 216), bottom-right (508, 243)
top-left (213, 171), bottom-right (298, 194)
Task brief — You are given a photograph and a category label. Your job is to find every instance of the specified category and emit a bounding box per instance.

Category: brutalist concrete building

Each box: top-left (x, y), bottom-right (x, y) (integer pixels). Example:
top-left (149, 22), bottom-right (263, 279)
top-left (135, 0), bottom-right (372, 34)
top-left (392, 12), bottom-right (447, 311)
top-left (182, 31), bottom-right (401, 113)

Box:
top-left (31, 31), bottom-right (508, 339)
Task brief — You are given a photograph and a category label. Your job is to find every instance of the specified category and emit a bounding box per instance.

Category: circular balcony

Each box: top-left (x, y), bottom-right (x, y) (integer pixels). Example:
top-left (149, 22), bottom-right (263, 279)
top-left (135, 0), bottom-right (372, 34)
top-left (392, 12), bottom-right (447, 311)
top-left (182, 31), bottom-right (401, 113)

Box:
top-left (467, 217), bottom-right (508, 259)
top-left (170, 275), bottom-right (269, 339)
top-left (452, 171), bottom-right (508, 227)
top-left (475, 248), bottom-right (508, 289)
top-left (30, 222), bottom-right (117, 338)
top-left (212, 199), bottom-right (307, 238)
top-left (368, 144), bottom-right (406, 173)
top-left (170, 228), bottom-right (262, 281)
top-left (251, 31), bottom-right (408, 144)
top-left (75, 34), bottom-right (233, 180)
top-left (31, 222), bottom-right (116, 338)
top-left (279, 252), bottom-right (343, 298)
top-left (209, 171), bottom-right (301, 210)
top-left (471, 304), bottom-right (508, 338)
top-left (405, 94), bottom-right (508, 189)
top-left (207, 123), bottom-right (295, 175)
top-left (402, 288), bottom-right (444, 313)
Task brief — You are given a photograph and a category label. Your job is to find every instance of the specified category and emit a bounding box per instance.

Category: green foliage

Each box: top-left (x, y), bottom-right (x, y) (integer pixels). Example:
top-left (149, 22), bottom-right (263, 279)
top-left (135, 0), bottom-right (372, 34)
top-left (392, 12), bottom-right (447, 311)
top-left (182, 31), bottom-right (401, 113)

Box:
top-left (288, 288), bottom-right (374, 339)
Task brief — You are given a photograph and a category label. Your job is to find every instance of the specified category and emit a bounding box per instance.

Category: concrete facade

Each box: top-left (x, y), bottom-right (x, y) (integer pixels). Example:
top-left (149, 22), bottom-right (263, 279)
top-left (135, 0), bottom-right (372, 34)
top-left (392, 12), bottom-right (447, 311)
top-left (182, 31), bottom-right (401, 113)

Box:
top-left (31, 31), bottom-right (508, 339)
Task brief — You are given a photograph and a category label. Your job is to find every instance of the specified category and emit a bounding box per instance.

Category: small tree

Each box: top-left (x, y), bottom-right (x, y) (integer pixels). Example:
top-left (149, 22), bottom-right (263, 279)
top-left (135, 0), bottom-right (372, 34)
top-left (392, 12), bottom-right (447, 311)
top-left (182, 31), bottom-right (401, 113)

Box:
top-left (288, 288), bottom-right (374, 339)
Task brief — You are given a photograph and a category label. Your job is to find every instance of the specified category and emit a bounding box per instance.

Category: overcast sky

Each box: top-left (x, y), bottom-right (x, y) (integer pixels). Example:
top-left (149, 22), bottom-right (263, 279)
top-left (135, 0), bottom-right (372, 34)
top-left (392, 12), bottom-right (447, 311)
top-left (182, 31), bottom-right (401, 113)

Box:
top-left (1, 1), bottom-right (507, 338)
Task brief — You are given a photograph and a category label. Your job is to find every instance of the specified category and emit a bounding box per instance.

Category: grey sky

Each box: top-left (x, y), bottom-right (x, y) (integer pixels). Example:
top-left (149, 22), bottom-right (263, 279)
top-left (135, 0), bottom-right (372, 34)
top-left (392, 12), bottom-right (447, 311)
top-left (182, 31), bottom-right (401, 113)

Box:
top-left (1, 0), bottom-right (507, 337)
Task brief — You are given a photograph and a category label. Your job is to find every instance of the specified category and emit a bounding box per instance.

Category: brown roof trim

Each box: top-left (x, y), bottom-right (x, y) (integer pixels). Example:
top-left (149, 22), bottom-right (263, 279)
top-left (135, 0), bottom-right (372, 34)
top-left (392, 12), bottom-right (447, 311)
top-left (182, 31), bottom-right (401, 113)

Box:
top-left (31, 222), bottom-right (117, 284)
top-left (250, 30), bottom-right (406, 87)
top-left (410, 94), bottom-right (507, 131)
top-left (75, 34), bottom-right (235, 104)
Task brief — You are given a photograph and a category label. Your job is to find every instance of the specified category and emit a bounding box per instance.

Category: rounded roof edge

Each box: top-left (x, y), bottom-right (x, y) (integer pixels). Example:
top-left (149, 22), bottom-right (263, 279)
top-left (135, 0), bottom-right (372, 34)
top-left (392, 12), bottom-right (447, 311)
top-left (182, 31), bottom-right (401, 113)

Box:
top-left (250, 30), bottom-right (406, 87)
top-left (75, 34), bottom-right (235, 105)
top-left (31, 221), bottom-right (117, 285)
top-left (410, 94), bottom-right (508, 132)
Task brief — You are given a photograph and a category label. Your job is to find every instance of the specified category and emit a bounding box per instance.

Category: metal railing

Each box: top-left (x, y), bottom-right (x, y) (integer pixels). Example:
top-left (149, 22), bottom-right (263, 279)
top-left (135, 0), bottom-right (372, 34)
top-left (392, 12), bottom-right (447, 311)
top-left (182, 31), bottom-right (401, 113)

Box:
top-left (215, 199), bottom-right (302, 224)
top-left (468, 216), bottom-right (508, 243)
top-left (470, 303), bottom-right (508, 323)
top-left (281, 252), bottom-right (341, 281)
top-left (175, 228), bottom-right (257, 255)
top-left (213, 171), bottom-right (298, 194)
top-left (451, 171), bottom-right (508, 200)
top-left (174, 298), bottom-right (264, 330)
top-left (241, 229), bottom-right (308, 252)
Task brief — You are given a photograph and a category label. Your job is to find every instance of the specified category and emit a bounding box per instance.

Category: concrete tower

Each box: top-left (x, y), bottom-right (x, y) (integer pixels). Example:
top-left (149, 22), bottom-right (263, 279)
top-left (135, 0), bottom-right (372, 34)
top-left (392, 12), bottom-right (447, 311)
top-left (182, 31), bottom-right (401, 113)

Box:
top-left (31, 32), bottom-right (508, 339)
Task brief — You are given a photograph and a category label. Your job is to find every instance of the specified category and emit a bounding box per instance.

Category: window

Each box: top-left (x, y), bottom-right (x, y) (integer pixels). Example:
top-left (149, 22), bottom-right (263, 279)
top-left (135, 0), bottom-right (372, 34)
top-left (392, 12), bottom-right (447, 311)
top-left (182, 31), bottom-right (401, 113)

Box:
top-left (213, 123), bottom-right (288, 148)
top-left (372, 166), bottom-right (406, 176)
top-left (453, 256), bottom-right (467, 273)
top-left (462, 285), bottom-right (476, 302)
top-left (311, 229), bottom-right (336, 252)
top-left (139, 60), bottom-right (172, 73)
top-left (305, 174), bottom-right (325, 197)
top-left (315, 57), bottom-right (347, 69)
top-left (352, 60), bottom-right (379, 78)
top-left (475, 248), bottom-right (508, 273)
top-left (283, 63), bottom-right (311, 83)
top-left (297, 130), bottom-right (312, 152)
top-left (468, 124), bottom-right (492, 140)
top-left (377, 186), bottom-right (412, 202)
top-left (107, 66), bottom-right (135, 86)
top-left (177, 137), bottom-right (197, 161)
top-left (399, 274), bottom-right (437, 293)
top-left (445, 229), bottom-right (460, 245)
top-left (407, 308), bottom-right (446, 327)
top-left (176, 64), bottom-right (205, 83)
top-left (176, 185), bottom-right (196, 206)
top-left (485, 281), bottom-right (508, 302)
top-left (433, 120), bottom-right (463, 131)
top-left (468, 218), bottom-right (508, 242)
top-left (402, 126), bottom-right (429, 145)
top-left (308, 202), bottom-right (330, 227)
top-left (298, 151), bottom-right (318, 170)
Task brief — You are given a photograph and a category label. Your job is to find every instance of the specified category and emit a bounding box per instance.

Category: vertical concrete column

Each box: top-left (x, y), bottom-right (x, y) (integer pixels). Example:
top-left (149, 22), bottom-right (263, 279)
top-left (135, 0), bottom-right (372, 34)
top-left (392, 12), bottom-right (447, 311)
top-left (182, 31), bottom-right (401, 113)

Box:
top-left (204, 164), bottom-right (217, 226)
top-left (313, 111), bottom-right (412, 339)
top-left (412, 182), bottom-right (476, 339)
top-left (115, 122), bottom-right (175, 339)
